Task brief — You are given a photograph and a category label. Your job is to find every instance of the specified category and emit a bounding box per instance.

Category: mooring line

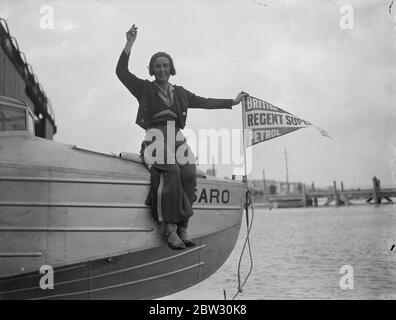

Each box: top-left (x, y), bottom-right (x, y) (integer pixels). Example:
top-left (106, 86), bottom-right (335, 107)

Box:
top-left (223, 187), bottom-right (255, 300)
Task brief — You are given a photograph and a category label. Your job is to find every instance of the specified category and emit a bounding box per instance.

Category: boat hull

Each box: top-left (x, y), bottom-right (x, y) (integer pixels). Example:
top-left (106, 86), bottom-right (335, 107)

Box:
top-left (0, 134), bottom-right (246, 299)
top-left (0, 224), bottom-right (240, 300)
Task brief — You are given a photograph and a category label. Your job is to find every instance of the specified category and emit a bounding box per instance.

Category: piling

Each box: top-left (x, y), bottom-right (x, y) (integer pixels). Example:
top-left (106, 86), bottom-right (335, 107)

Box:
top-left (302, 183), bottom-right (307, 207)
top-left (262, 169), bottom-right (267, 202)
top-left (333, 180), bottom-right (341, 206)
top-left (372, 176), bottom-right (381, 204)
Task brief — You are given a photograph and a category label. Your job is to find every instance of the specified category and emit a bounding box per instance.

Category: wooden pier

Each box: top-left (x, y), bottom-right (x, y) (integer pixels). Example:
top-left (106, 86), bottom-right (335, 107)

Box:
top-left (260, 176), bottom-right (396, 207)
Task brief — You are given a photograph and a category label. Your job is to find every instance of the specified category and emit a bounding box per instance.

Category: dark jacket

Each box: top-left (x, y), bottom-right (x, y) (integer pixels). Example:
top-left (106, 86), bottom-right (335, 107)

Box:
top-left (116, 51), bottom-right (234, 129)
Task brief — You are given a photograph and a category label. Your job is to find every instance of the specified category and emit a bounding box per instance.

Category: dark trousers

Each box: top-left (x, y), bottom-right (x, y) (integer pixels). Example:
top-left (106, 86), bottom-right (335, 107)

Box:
top-left (141, 124), bottom-right (196, 224)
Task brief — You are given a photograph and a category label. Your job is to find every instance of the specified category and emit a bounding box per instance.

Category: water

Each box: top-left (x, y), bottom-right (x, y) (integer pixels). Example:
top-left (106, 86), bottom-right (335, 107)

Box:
top-left (164, 204), bottom-right (396, 300)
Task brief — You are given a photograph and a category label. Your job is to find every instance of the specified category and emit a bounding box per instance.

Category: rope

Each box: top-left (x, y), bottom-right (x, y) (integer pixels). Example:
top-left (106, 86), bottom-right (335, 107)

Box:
top-left (224, 186), bottom-right (255, 300)
top-left (223, 96), bottom-right (255, 300)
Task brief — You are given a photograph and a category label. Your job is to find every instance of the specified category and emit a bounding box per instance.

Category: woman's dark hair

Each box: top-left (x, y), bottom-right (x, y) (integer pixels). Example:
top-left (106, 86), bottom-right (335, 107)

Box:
top-left (148, 52), bottom-right (176, 76)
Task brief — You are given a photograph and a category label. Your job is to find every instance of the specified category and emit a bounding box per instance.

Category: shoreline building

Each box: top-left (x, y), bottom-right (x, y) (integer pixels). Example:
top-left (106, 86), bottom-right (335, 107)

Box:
top-left (250, 179), bottom-right (303, 196)
top-left (0, 18), bottom-right (56, 139)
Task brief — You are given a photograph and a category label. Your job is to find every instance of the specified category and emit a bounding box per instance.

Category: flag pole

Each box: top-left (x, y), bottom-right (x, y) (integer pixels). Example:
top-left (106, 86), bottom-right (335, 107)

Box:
top-left (241, 96), bottom-right (248, 183)
top-left (230, 94), bottom-right (254, 300)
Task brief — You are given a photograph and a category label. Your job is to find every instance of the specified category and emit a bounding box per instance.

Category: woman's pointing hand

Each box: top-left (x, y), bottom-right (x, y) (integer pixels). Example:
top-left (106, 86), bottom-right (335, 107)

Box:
top-left (233, 91), bottom-right (249, 105)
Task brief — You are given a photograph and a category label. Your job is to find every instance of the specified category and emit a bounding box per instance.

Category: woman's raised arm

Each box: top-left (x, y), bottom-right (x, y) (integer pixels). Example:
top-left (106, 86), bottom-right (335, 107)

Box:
top-left (116, 24), bottom-right (145, 101)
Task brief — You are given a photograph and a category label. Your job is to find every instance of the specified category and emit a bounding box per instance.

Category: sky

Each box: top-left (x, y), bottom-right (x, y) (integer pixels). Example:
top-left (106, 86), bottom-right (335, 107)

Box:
top-left (1, 0), bottom-right (395, 188)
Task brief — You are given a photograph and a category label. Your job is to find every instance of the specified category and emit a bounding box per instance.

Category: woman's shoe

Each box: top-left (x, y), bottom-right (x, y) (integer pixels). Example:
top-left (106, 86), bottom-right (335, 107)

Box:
top-left (177, 227), bottom-right (196, 247)
top-left (164, 223), bottom-right (186, 250)
top-left (167, 231), bottom-right (186, 250)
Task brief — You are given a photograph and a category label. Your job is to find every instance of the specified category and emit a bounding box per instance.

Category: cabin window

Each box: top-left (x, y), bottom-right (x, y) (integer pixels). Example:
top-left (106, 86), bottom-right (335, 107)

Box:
top-left (0, 104), bottom-right (27, 132)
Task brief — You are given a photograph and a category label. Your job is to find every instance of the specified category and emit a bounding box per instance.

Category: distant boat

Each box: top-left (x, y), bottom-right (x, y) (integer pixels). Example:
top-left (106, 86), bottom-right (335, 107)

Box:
top-left (270, 198), bottom-right (304, 209)
top-left (259, 148), bottom-right (305, 209)
top-left (0, 95), bottom-right (247, 300)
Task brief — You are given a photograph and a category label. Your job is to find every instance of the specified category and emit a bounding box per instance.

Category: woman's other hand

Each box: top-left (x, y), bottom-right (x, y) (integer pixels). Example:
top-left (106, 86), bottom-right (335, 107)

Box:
top-left (233, 91), bottom-right (249, 105)
top-left (123, 24), bottom-right (138, 54)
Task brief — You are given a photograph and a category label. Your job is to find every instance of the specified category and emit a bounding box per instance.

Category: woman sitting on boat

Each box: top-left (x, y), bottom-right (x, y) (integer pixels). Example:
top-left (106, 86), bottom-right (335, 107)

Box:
top-left (116, 24), bottom-right (248, 250)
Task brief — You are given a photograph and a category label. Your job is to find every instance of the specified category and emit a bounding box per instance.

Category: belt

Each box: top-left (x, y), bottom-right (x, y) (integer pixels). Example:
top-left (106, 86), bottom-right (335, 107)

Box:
top-left (148, 121), bottom-right (180, 131)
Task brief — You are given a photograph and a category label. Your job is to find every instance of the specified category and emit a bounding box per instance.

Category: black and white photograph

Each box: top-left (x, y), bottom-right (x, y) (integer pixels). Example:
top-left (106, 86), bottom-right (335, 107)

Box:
top-left (0, 0), bottom-right (395, 305)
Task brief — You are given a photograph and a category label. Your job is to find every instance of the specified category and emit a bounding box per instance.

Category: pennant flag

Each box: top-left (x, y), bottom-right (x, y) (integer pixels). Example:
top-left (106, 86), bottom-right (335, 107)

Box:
top-left (242, 96), bottom-right (331, 146)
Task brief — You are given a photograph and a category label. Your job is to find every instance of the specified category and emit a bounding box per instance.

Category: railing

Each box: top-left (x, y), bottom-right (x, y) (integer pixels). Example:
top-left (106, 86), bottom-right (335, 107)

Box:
top-left (0, 18), bottom-right (56, 127)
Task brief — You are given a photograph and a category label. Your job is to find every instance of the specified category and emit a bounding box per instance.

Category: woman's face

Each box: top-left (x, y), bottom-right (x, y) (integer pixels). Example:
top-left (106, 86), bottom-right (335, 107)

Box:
top-left (152, 56), bottom-right (171, 83)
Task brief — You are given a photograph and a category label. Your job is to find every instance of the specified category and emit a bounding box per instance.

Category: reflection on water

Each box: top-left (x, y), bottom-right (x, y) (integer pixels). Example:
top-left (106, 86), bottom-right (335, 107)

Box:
top-left (164, 204), bottom-right (396, 300)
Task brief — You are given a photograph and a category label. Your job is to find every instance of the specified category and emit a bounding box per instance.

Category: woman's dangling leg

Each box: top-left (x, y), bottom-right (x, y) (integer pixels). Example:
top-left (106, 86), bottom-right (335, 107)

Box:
top-left (142, 126), bottom-right (195, 250)
top-left (153, 163), bottom-right (188, 250)
top-left (141, 137), bottom-right (186, 250)
top-left (177, 162), bottom-right (197, 247)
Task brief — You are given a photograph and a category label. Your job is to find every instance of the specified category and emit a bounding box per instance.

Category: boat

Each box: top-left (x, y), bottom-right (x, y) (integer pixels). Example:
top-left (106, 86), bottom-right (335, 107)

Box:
top-left (0, 95), bottom-right (247, 300)
top-left (270, 197), bottom-right (304, 208)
